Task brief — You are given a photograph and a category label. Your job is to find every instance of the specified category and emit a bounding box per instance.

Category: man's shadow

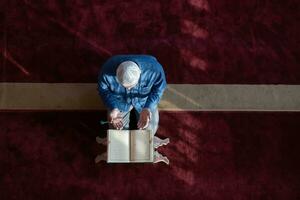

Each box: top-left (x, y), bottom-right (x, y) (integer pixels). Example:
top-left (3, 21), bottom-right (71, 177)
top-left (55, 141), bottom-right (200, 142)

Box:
top-left (129, 109), bottom-right (138, 129)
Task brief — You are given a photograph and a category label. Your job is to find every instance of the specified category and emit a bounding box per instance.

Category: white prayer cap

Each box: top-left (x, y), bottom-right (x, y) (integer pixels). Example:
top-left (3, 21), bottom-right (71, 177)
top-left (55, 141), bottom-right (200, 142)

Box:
top-left (116, 61), bottom-right (141, 87)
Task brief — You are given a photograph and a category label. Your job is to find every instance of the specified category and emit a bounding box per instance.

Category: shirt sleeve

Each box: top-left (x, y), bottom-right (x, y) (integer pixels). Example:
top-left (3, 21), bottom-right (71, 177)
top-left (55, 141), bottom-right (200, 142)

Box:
top-left (97, 74), bottom-right (121, 111)
top-left (143, 69), bottom-right (167, 111)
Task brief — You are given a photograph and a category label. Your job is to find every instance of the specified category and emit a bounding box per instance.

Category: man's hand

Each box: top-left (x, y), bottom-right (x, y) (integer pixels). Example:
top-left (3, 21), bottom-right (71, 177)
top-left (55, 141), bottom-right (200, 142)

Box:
top-left (137, 109), bottom-right (151, 129)
top-left (108, 109), bottom-right (123, 130)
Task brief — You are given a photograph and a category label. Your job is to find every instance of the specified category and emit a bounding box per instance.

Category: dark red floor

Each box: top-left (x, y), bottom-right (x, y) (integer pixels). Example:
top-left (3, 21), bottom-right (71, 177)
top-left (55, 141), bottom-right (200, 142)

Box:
top-left (0, 111), bottom-right (299, 199)
top-left (1, 0), bottom-right (300, 199)
top-left (1, 0), bottom-right (300, 84)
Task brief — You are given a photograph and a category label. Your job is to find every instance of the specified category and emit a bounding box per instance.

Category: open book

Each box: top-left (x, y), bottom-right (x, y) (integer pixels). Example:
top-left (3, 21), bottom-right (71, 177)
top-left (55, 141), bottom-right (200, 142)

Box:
top-left (107, 129), bottom-right (154, 163)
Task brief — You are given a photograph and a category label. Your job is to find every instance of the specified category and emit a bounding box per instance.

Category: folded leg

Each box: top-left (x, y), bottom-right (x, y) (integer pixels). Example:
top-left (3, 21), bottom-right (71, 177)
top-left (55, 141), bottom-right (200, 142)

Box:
top-left (95, 152), bottom-right (107, 163)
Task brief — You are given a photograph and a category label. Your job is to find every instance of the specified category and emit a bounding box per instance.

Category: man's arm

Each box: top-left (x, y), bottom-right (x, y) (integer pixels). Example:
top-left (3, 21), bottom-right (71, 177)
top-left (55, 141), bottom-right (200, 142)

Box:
top-left (97, 74), bottom-right (120, 110)
top-left (98, 75), bottom-right (126, 129)
top-left (143, 69), bottom-right (167, 111)
top-left (137, 69), bottom-right (166, 129)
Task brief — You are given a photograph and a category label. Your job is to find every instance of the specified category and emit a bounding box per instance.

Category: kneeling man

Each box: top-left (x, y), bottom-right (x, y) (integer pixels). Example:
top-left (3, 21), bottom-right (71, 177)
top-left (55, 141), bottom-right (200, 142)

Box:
top-left (98, 55), bottom-right (167, 134)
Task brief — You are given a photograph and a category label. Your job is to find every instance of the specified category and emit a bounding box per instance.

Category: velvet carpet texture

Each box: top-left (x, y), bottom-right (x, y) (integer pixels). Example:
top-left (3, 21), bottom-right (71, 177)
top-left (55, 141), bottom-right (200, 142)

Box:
top-left (0, 0), bottom-right (299, 84)
top-left (1, 0), bottom-right (300, 199)
top-left (1, 112), bottom-right (300, 199)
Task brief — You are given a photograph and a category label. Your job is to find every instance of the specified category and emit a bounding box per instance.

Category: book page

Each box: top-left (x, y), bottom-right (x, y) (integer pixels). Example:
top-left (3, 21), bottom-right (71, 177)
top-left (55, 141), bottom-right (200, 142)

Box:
top-left (107, 130), bottom-right (130, 162)
top-left (130, 130), bottom-right (153, 162)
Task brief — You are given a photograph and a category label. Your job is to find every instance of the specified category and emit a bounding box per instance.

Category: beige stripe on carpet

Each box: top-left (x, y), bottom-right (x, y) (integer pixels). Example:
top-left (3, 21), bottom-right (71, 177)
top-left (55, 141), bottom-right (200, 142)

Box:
top-left (0, 83), bottom-right (300, 111)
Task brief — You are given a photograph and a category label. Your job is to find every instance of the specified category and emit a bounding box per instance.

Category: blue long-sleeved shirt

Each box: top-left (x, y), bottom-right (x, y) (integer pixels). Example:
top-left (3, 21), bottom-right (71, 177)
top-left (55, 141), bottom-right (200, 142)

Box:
top-left (97, 55), bottom-right (167, 113)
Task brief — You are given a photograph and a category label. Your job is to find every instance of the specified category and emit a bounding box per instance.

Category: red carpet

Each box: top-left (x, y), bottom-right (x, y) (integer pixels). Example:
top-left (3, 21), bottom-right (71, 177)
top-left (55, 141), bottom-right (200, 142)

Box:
top-left (1, 0), bottom-right (300, 84)
top-left (1, 0), bottom-right (300, 199)
top-left (0, 112), bottom-right (300, 199)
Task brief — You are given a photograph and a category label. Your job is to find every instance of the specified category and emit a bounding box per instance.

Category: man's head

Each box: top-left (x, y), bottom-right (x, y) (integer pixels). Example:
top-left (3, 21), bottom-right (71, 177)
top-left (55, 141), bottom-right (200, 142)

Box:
top-left (116, 61), bottom-right (141, 89)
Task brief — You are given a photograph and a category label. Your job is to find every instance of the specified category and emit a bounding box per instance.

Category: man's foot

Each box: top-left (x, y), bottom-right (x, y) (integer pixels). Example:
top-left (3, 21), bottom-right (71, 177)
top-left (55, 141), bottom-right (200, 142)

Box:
top-left (154, 136), bottom-right (170, 149)
top-left (95, 153), bottom-right (107, 163)
top-left (96, 136), bottom-right (107, 145)
top-left (153, 151), bottom-right (169, 165)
